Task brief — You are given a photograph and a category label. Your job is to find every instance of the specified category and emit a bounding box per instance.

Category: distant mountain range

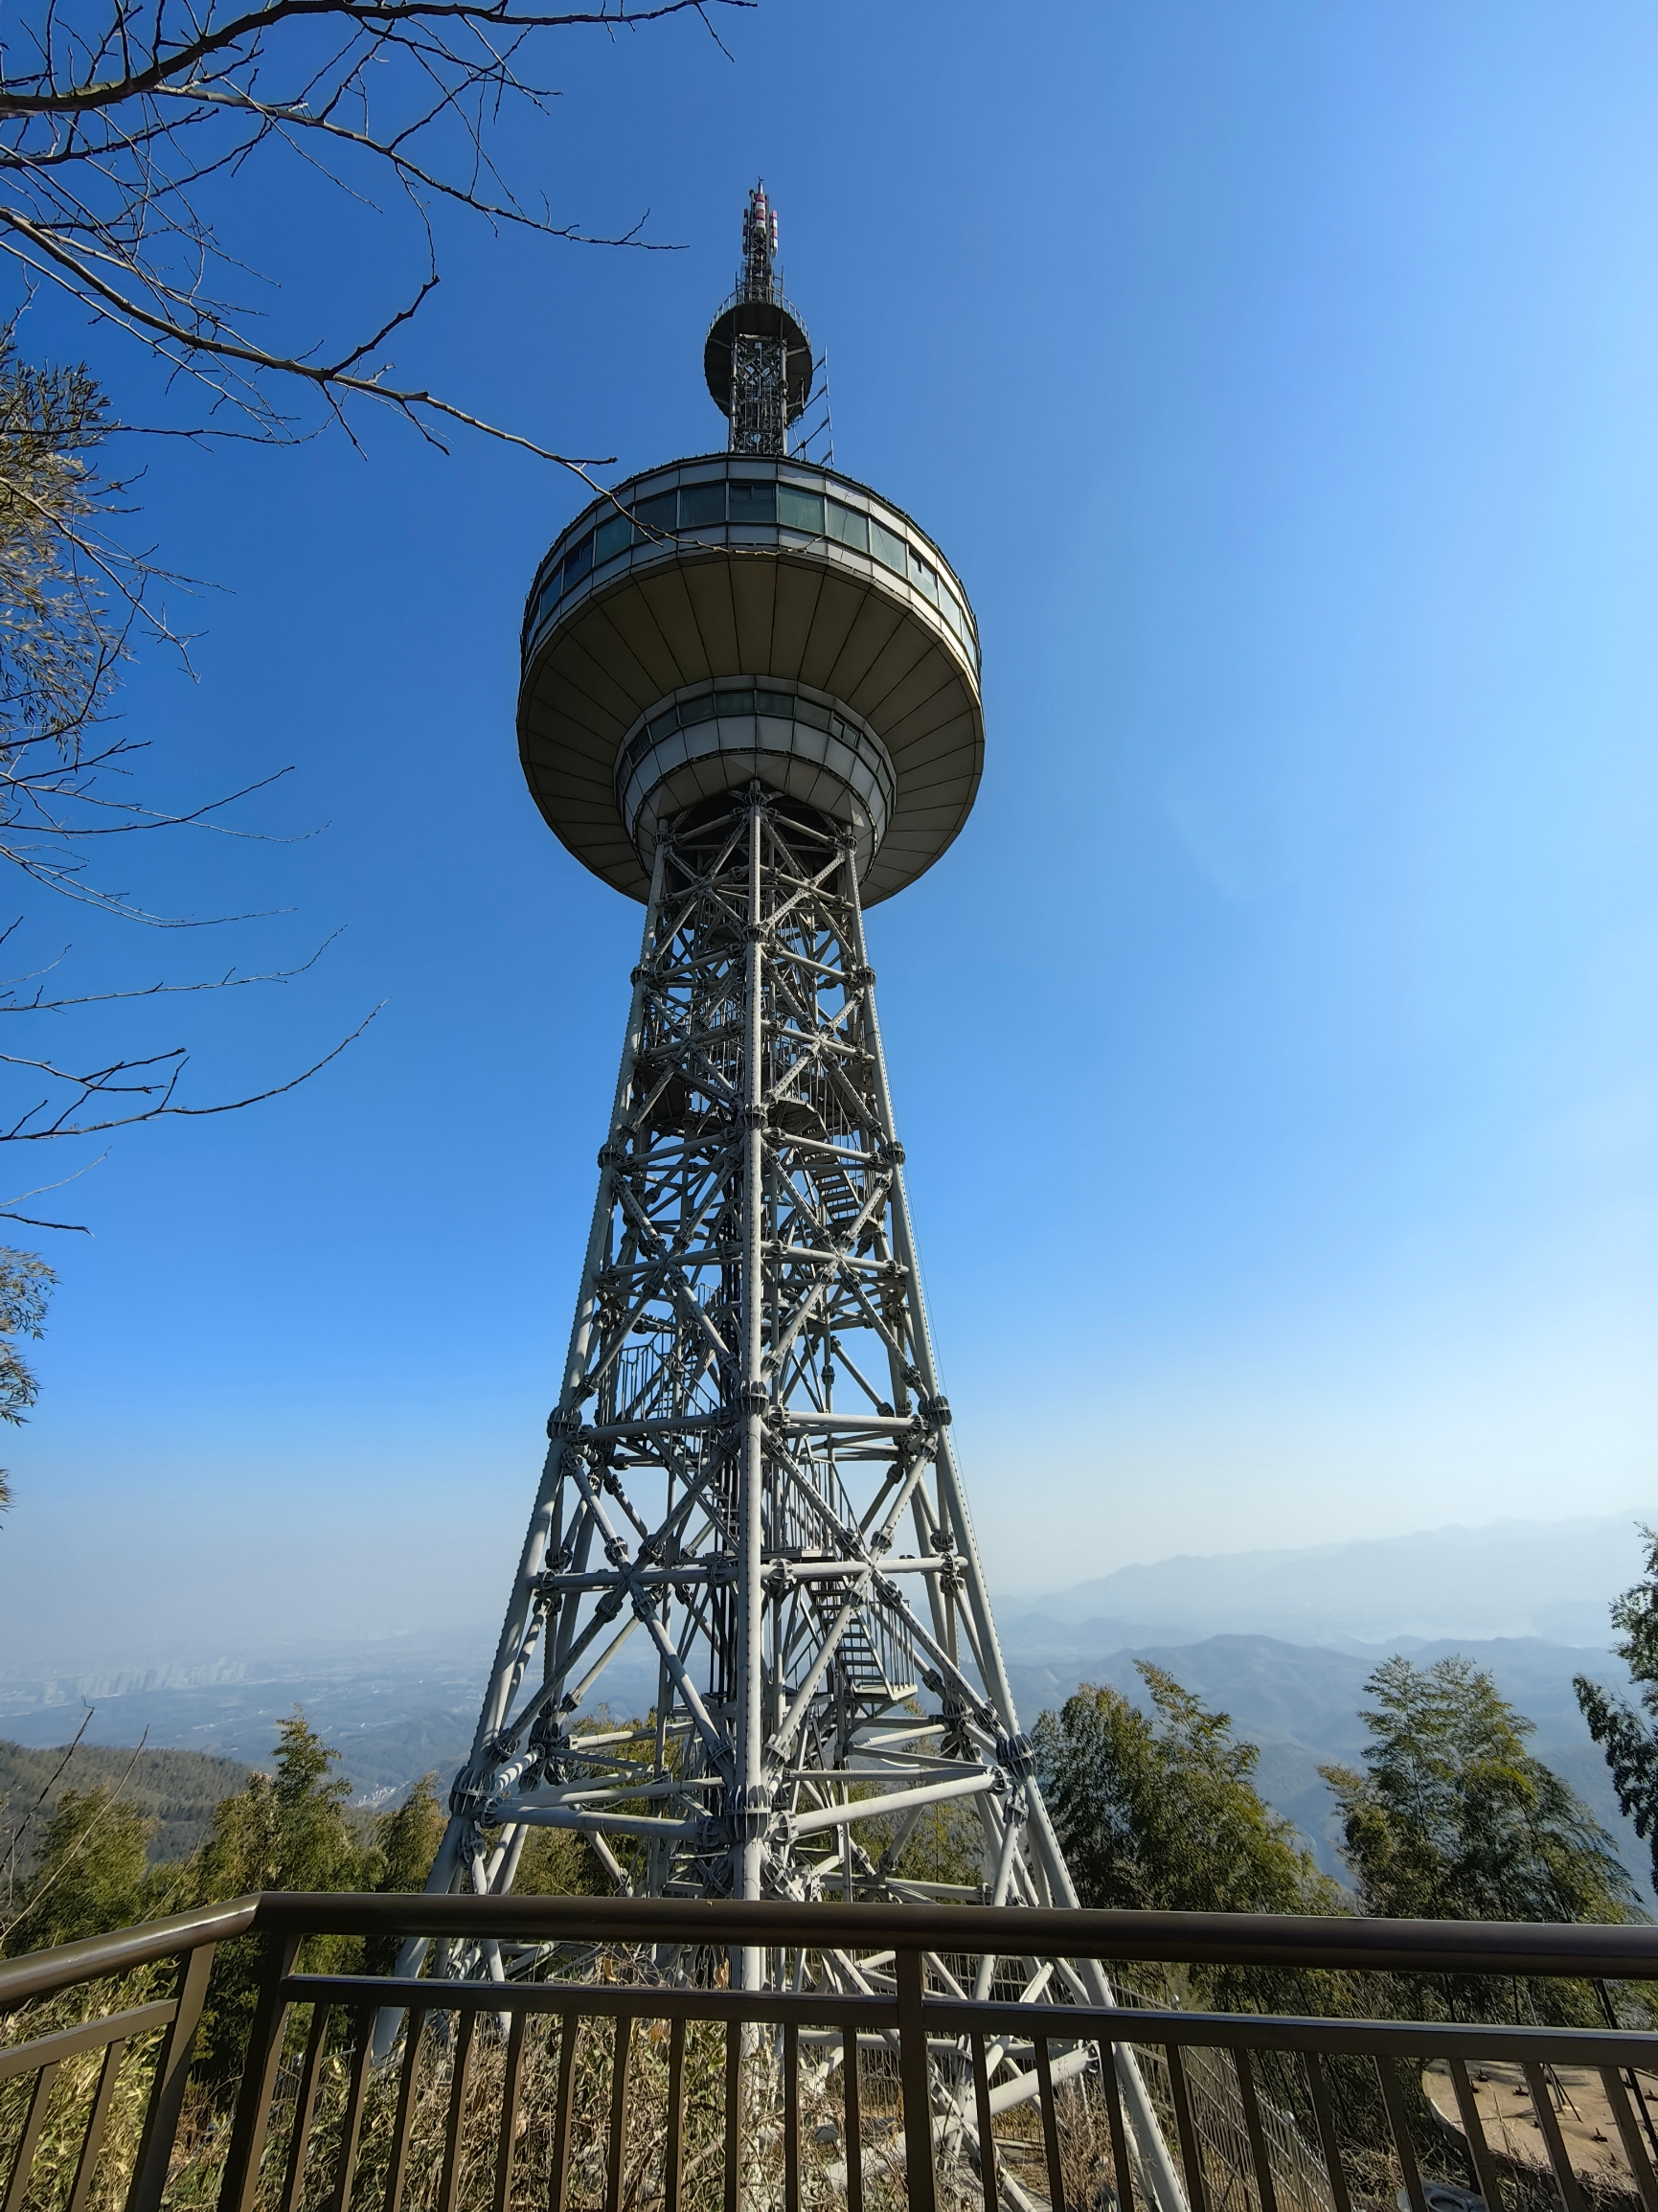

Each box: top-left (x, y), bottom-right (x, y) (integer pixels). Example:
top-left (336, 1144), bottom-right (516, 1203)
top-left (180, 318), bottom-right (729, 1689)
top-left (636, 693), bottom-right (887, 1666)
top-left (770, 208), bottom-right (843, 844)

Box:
top-left (1, 1512), bottom-right (1650, 1895)
top-left (999, 1512), bottom-right (1647, 1649)
top-left (990, 1513), bottom-right (1656, 1893)
top-left (3, 1629), bottom-right (1644, 1895)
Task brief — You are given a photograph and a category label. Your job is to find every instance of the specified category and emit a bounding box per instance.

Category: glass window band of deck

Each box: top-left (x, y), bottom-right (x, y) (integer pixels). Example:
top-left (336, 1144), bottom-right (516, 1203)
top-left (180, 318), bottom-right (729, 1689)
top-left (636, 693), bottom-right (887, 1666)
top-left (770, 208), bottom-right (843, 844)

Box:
top-left (614, 680), bottom-right (894, 808)
top-left (613, 679), bottom-right (898, 854)
top-left (527, 479), bottom-right (977, 663)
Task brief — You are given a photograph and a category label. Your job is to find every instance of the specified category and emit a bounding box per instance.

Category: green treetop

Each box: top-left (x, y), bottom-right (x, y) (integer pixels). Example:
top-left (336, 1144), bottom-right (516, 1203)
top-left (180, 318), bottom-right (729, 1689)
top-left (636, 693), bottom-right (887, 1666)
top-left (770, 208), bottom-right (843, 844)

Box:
top-left (1324, 1653), bottom-right (1637, 1926)
top-left (1035, 1664), bottom-right (1341, 1917)
top-left (194, 1711), bottom-right (362, 1901)
top-left (2, 1786), bottom-right (158, 1952)
top-left (1576, 1527), bottom-right (1658, 1895)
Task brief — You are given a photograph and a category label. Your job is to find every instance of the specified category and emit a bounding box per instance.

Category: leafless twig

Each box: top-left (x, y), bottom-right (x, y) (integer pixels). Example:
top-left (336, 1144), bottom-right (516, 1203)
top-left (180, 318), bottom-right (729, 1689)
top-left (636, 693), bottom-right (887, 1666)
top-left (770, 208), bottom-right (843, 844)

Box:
top-left (0, 0), bottom-right (748, 457)
top-left (0, 995), bottom-right (382, 1143)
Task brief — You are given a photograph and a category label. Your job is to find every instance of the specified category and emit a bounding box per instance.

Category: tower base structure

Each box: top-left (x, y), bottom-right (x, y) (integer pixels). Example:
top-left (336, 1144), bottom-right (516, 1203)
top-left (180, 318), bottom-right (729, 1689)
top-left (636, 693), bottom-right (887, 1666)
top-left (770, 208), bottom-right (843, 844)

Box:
top-left (398, 790), bottom-right (1183, 2209)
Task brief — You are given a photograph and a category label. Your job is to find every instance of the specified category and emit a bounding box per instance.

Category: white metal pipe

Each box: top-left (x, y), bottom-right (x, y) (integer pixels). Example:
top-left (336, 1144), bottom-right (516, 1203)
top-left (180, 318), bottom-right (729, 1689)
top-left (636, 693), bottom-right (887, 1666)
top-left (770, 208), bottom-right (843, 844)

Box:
top-left (789, 1768), bottom-right (996, 1836)
top-left (471, 838), bottom-right (669, 1757)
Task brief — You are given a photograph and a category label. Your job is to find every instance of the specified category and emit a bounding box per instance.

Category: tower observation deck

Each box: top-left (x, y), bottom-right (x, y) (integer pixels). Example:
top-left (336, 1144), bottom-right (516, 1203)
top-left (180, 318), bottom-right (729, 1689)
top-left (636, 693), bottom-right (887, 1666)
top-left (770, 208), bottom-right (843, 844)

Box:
top-left (399, 185), bottom-right (1183, 2212)
top-left (518, 185), bottom-right (981, 908)
top-left (517, 446), bottom-right (981, 906)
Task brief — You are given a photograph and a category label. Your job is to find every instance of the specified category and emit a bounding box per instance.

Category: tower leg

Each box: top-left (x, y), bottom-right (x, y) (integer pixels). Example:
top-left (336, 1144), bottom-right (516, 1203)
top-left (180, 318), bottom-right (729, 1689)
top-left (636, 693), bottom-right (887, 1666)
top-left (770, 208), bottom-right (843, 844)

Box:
top-left (849, 867), bottom-right (1188, 2212)
top-left (737, 792), bottom-right (767, 1989)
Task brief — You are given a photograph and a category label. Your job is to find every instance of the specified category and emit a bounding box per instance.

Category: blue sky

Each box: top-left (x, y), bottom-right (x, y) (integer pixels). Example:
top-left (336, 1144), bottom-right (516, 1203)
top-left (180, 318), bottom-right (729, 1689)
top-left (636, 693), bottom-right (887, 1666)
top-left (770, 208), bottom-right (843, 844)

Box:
top-left (3, 0), bottom-right (1657, 1664)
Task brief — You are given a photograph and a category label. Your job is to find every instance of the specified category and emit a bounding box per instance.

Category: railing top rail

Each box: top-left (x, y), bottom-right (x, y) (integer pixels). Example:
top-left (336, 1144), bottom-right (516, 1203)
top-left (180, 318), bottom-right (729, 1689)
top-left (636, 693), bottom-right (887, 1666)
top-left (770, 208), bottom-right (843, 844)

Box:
top-left (7, 1893), bottom-right (1655, 2011)
top-left (244, 1893), bottom-right (1658, 1982)
top-left (0, 1895), bottom-right (259, 2008)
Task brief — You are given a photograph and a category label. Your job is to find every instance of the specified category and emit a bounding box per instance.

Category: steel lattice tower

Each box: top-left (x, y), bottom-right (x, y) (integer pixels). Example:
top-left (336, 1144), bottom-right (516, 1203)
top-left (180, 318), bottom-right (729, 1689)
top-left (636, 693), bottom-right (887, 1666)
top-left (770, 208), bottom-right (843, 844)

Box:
top-left (406, 186), bottom-right (1182, 2208)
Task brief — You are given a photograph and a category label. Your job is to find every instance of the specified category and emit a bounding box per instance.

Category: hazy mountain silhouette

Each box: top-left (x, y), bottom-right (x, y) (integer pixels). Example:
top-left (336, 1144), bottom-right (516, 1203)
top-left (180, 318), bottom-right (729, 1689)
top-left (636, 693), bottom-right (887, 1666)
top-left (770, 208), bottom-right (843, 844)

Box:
top-left (1001, 1512), bottom-right (1645, 1650)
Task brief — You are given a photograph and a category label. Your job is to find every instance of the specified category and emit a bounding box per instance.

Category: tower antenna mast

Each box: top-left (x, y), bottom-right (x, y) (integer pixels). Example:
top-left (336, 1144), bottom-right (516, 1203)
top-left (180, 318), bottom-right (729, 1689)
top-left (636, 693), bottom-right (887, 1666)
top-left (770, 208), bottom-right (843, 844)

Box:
top-left (705, 180), bottom-right (811, 456)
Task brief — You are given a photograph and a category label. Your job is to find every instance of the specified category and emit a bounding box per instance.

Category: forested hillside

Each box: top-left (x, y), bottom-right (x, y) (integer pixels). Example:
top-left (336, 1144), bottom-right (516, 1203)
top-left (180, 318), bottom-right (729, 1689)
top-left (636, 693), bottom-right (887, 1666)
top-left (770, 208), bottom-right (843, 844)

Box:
top-left (0, 1738), bottom-right (248, 1866)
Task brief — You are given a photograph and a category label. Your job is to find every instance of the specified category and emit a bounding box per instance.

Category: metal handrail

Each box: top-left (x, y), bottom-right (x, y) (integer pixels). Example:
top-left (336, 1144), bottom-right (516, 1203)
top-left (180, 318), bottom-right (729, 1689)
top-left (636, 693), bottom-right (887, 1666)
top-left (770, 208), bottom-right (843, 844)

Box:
top-left (280, 1968), bottom-right (1658, 2064)
top-left (0, 1896), bottom-right (256, 2212)
top-left (704, 285), bottom-right (809, 338)
top-left (6, 1895), bottom-right (1658, 2212)
top-left (247, 1891), bottom-right (1658, 1980)
top-left (10, 1893), bottom-right (1658, 1991)
top-left (0, 1895), bottom-right (258, 2005)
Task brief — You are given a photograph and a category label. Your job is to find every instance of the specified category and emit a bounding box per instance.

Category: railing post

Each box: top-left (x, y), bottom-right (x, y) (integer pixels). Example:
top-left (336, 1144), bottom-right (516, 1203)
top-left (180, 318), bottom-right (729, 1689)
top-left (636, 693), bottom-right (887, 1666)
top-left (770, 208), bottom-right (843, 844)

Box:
top-left (217, 1931), bottom-right (301, 2212)
top-left (841, 2028), bottom-right (863, 2212)
top-left (895, 1945), bottom-right (937, 2212)
top-left (722, 2022), bottom-right (741, 2212)
top-left (126, 1942), bottom-right (217, 2212)
top-left (3, 2062), bottom-right (60, 2212)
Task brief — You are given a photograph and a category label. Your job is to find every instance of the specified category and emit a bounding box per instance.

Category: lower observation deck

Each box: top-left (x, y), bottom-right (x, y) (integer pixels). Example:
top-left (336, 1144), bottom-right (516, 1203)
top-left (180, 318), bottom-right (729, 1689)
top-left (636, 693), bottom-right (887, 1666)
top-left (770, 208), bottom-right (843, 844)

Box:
top-left (517, 454), bottom-right (984, 904)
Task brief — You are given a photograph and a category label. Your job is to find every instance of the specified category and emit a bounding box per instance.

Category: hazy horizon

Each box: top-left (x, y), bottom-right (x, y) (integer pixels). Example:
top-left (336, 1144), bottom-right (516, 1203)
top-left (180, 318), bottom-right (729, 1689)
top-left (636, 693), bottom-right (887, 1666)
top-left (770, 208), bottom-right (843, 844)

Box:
top-left (3, 1506), bottom-right (1647, 1679)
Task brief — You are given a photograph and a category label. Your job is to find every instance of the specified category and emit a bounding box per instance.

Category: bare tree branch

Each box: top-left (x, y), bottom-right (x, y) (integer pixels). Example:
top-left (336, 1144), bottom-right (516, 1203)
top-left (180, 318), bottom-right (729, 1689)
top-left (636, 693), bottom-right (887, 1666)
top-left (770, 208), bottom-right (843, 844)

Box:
top-left (0, 0), bottom-right (712, 1311)
top-left (0, 924), bottom-right (344, 1009)
top-left (0, 1724), bottom-right (150, 1943)
top-left (0, 996), bottom-right (381, 1139)
top-left (0, 1707), bottom-right (95, 1911)
top-left (3, 0), bottom-right (724, 119)
top-left (0, 0), bottom-right (745, 452)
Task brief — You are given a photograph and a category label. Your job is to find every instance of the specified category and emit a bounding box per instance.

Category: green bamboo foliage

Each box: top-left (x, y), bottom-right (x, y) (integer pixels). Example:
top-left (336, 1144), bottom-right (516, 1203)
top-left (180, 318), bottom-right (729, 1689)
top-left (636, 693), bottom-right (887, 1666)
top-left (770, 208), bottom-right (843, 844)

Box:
top-left (1577, 1526), bottom-right (1658, 1896)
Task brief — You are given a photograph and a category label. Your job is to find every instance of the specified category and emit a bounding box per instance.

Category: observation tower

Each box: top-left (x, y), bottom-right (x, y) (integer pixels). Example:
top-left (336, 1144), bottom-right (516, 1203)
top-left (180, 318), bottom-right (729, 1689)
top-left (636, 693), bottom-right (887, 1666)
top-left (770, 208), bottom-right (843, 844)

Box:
top-left (406, 185), bottom-right (1180, 2207)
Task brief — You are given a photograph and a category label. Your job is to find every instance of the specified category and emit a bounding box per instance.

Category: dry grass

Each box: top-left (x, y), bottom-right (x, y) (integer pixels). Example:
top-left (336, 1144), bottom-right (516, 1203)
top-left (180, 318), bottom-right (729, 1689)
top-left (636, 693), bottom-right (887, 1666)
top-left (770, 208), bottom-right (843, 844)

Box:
top-left (1, 1967), bottom-right (176, 2212)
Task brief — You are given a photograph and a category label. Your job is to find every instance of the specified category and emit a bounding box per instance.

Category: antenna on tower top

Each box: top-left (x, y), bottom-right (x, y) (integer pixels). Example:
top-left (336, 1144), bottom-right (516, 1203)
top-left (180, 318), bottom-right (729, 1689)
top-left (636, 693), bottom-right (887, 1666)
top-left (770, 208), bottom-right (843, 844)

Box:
top-left (704, 181), bottom-right (811, 455)
top-left (739, 179), bottom-right (779, 301)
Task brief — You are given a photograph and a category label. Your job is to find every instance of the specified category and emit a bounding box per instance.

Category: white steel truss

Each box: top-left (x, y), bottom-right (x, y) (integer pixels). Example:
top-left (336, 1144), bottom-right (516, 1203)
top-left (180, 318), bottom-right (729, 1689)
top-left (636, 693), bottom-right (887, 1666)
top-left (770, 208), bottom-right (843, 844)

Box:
top-left (415, 790), bottom-right (1182, 2207)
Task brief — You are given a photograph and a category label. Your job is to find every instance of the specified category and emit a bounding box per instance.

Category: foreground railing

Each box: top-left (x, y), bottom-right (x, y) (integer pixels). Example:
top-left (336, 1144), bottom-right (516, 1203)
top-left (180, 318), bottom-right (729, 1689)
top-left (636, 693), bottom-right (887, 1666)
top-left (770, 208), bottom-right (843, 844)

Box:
top-left (5, 1896), bottom-right (1658, 2212)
